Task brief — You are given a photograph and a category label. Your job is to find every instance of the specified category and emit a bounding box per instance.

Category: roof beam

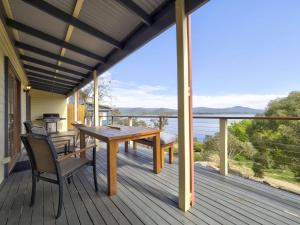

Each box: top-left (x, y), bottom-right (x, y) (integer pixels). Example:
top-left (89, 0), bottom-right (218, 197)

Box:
top-left (24, 64), bottom-right (83, 82)
top-left (65, 0), bottom-right (209, 96)
top-left (15, 41), bottom-right (93, 71)
top-left (27, 72), bottom-right (78, 85)
top-left (29, 79), bottom-right (72, 89)
top-left (28, 76), bottom-right (74, 87)
top-left (116, 0), bottom-right (152, 25)
top-left (20, 55), bottom-right (86, 77)
top-left (30, 81), bottom-right (71, 91)
top-left (22, 0), bottom-right (123, 49)
top-left (7, 18), bottom-right (106, 62)
top-left (31, 85), bottom-right (67, 95)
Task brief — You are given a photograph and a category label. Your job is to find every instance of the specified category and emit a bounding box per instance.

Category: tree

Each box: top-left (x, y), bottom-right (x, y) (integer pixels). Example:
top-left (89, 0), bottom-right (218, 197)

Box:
top-left (201, 133), bottom-right (255, 162)
top-left (247, 92), bottom-right (300, 179)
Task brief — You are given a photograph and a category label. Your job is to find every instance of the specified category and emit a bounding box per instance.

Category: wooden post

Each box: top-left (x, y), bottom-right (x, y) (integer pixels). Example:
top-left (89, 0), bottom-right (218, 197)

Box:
top-left (187, 15), bottom-right (195, 206)
top-left (128, 116), bottom-right (133, 127)
top-left (74, 91), bottom-right (78, 122)
top-left (176, 0), bottom-right (191, 211)
top-left (99, 115), bottom-right (103, 126)
top-left (159, 116), bottom-right (163, 130)
top-left (219, 118), bottom-right (228, 176)
top-left (93, 70), bottom-right (99, 126)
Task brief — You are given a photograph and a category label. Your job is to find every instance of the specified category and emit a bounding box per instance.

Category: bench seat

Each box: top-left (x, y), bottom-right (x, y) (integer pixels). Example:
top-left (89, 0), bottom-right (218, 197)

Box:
top-left (127, 132), bottom-right (176, 167)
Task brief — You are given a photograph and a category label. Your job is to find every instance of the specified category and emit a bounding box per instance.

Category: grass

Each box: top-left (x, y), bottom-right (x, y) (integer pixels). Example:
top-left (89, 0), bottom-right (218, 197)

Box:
top-left (265, 168), bottom-right (299, 184)
top-left (194, 152), bottom-right (300, 194)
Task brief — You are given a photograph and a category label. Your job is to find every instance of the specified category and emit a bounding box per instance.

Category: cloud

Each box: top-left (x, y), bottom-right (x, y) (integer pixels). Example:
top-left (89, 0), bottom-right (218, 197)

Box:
top-left (104, 78), bottom-right (286, 109)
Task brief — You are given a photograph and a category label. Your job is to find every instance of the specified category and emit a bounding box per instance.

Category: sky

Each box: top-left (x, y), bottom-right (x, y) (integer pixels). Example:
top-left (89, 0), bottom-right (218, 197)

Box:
top-left (100, 0), bottom-right (300, 109)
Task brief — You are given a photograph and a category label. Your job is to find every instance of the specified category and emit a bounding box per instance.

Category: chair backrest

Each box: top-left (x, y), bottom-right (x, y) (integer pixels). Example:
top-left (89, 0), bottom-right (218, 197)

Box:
top-left (23, 121), bottom-right (49, 136)
top-left (21, 134), bottom-right (59, 174)
top-left (24, 121), bottom-right (33, 133)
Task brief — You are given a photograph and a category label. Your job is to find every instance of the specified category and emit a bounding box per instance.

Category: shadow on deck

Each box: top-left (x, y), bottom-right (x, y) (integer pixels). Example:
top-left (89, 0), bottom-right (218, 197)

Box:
top-left (1, 144), bottom-right (300, 225)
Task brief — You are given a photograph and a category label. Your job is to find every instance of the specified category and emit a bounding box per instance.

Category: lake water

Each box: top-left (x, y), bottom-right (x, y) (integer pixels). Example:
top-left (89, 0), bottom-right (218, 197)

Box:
top-left (136, 114), bottom-right (255, 141)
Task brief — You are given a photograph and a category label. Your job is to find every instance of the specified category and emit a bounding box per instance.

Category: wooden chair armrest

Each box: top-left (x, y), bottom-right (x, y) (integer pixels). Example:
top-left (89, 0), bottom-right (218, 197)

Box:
top-left (56, 145), bottom-right (97, 162)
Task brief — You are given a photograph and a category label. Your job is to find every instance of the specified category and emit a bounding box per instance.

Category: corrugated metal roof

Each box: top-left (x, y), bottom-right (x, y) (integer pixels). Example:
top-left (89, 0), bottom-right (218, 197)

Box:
top-left (24, 51), bottom-right (57, 64)
top-left (46, 0), bottom-right (76, 15)
top-left (18, 32), bottom-right (61, 54)
top-left (68, 27), bottom-right (113, 57)
top-left (132, 0), bottom-right (167, 14)
top-left (64, 49), bottom-right (98, 67)
top-left (78, 0), bottom-right (141, 41)
top-left (5, 0), bottom-right (208, 95)
top-left (10, 0), bottom-right (68, 40)
top-left (60, 62), bottom-right (90, 74)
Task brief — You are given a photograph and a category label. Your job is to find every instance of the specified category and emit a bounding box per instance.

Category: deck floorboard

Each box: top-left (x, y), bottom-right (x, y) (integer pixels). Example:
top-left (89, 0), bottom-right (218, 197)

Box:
top-left (1, 144), bottom-right (300, 225)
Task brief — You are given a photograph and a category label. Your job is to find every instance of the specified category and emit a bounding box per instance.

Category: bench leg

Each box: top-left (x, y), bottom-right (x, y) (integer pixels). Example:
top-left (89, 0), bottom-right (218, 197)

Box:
top-left (125, 141), bottom-right (129, 153)
top-left (169, 146), bottom-right (174, 164)
top-left (133, 142), bottom-right (137, 150)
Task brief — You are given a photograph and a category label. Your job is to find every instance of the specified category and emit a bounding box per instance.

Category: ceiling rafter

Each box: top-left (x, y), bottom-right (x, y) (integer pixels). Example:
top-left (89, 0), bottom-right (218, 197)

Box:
top-left (31, 85), bottom-right (68, 95)
top-left (56, 0), bottom-right (84, 71)
top-left (27, 74), bottom-right (76, 86)
top-left (30, 82), bottom-right (70, 91)
top-left (116, 0), bottom-right (152, 25)
top-left (15, 41), bottom-right (93, 71)
top-left (20, 55), bottom-right (87, 77)
top-left (29, 78), bottom-right (72, 89)
top-left (22, 0), bottom-right (123, 49)
top-left (6, 18), bottom-right (106, 62)
top-left (24, 64), bottom-right (83, 82)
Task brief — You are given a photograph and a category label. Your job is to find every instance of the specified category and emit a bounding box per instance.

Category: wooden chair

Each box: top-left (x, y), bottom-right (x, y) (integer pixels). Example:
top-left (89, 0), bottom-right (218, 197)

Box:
top-left (20, 134), bottom-right (98, 218)
top-left (24, 121), bottom-right (76, 155)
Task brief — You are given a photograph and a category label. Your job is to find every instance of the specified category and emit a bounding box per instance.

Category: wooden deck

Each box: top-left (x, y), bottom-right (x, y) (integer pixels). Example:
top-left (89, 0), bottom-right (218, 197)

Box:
top-left (1, 144), bottom-right (300, 225)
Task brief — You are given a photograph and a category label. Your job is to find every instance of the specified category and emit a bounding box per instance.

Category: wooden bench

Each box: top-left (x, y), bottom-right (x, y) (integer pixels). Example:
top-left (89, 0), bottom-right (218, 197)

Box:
top-left (125, 132), bottom-right (176, 168)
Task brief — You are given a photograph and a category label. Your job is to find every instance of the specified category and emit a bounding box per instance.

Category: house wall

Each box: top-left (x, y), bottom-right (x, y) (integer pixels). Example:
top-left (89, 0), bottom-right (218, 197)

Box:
top-left (0, 18), bottom-right (28, 183)
top-left (0, 46), bottom-right (5, 184)
top-left (30, 89), bottom-right (68, 132)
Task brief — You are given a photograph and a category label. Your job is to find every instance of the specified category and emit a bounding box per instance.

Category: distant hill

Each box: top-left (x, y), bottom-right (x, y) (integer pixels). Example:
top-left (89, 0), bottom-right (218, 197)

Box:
top-left (116, 106), bottom-right (264, 115)
top-left (193, 106), bottom-right (264, 114)
top-left (117, 107), bottom-right (177, 115)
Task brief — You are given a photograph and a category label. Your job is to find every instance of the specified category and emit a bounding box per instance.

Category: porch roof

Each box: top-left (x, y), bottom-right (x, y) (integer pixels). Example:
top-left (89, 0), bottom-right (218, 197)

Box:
top-left (3, 0), bottom-right (208, 95)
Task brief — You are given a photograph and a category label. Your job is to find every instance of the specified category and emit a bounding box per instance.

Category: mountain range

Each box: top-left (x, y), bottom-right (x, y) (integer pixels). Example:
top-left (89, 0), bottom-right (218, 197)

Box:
top-left (116, 106), bottom-right (264, 115)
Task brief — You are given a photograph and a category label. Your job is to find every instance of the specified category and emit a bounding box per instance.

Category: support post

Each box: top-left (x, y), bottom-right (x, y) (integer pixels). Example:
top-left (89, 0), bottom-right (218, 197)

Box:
top-left (74, 91), bottom-right (78, 122)
top-left (159, 116), bottom-right (163, 130)
top-left (93, 70), bottom-right (99, 126)
top-left (128, 116), bottom-right (133, 146)
top-left (99, 115), bottom-right (103, 126)
top-left (219, 118), bottom-right (228, 176)
top-left (176, 0), bottom-right (191, 211)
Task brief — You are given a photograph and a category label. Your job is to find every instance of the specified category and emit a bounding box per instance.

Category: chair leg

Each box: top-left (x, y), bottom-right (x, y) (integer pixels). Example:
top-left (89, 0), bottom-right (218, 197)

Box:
top-left (56, 180), bottom-right (63, 219)
top-left (93, 147), bottom-right (98, 192)
top-left (169, 146), bottom-right (174, 164)
top-left (30, 171), bottom-right (36, 207)
top-left (67, 176), bottom-right (72, 184)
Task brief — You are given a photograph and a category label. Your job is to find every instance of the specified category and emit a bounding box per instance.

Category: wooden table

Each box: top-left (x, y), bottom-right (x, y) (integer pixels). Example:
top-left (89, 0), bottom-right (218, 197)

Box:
top-left (78, 125), bottom-right (161, 196)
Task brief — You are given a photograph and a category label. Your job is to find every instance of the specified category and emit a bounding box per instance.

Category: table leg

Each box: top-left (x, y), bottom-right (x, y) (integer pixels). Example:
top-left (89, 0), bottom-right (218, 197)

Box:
top-left (125, 141), bottom-right (129, 153)
top-left (161, 147), bottom-right (165, 168)
top-left (153, 133), bottom-right (161, 174)
top-left (80, 130), bottom-right (86, 158)
top-left (107, 141), bottom-right (118, 195)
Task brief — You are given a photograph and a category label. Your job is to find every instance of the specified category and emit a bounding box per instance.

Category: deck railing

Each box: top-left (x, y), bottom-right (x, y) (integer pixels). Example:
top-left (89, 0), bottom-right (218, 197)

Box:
top-left (85, 114), bottom-right (300, 192)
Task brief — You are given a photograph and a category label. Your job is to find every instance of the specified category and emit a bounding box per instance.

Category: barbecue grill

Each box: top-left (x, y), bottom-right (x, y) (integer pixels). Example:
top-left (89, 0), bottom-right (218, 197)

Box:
top-left (42, 113), bottom-right (66, 133)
